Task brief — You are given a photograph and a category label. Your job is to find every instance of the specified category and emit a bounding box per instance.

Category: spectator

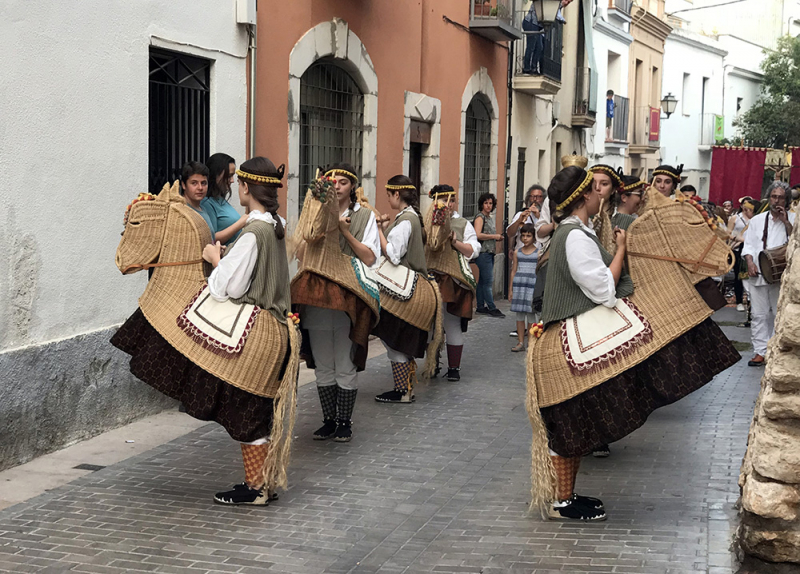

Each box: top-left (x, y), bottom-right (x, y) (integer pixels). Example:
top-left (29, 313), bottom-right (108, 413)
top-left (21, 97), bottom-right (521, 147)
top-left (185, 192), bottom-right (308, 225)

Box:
top-left (509, 223), bottom-right (539, 352)
top-left (202, 153), bottom-right (249, 246)
top-left (606, 90), bottom-right (615, 141)
top-left (473, 192), bottom-right (505, 318)
top-left (507, 185), bottom-right (544, 251)
top-left (728, 196), bottom-right (755, 311)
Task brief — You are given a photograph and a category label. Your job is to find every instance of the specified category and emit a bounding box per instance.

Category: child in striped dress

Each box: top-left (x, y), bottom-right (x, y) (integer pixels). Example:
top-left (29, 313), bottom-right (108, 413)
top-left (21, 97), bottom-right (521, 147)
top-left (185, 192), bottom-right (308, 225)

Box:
top-left (509, 223), bottom-right (539, 352)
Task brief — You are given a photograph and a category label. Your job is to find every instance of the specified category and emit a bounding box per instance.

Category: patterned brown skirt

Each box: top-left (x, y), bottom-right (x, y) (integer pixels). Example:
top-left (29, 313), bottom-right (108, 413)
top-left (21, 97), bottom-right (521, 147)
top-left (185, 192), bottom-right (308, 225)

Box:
top-left (432, 272), bottom-right (474, 319)
top-left (291, 272), bottom-right (376, 371)
top-left (540, 317), bottom-right (740, 457)
top-left (110, 308), bottom-right (280, 443)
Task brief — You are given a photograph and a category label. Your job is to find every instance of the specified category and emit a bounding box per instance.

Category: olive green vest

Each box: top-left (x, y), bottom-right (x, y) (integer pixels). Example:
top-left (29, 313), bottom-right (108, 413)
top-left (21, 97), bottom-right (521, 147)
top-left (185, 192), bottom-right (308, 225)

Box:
top-left (339, 206), bottom-right (372, 258)
top-left (541, 222), bottom-right (634, 326)
top-left (450, 216), bottom-right (468, 241)
top-left (611, 212), bottom-right (636, 231)
top-left (386, 208), bottom-right (427, 274)
top-left (229, 220), bottom-right (291, 323)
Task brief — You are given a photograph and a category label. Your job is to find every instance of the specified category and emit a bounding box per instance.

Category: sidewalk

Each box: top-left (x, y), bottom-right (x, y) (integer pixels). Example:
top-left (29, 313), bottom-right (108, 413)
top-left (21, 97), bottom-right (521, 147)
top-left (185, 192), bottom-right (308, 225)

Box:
top-left (0, 304), bottom-right (760, 574)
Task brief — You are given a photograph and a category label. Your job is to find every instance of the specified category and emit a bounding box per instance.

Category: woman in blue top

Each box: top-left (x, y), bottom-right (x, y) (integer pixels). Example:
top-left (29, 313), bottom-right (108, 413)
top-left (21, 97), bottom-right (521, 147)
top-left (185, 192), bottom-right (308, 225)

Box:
top-left (202, 153), bottom-right (249, 246)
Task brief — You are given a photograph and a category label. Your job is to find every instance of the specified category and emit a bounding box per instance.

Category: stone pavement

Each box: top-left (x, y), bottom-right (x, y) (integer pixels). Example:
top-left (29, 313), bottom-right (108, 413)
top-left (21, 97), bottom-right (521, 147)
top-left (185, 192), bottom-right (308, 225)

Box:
top-left (0, 305), bottom-right (761, 574)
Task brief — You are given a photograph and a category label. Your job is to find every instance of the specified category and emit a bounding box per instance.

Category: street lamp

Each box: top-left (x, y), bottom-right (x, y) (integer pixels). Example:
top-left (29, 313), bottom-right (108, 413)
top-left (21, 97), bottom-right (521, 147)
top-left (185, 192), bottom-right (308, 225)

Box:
top-left (533, 0), bottom-right (565, 24)
top-left (661, 93), bottom-right (679, 119)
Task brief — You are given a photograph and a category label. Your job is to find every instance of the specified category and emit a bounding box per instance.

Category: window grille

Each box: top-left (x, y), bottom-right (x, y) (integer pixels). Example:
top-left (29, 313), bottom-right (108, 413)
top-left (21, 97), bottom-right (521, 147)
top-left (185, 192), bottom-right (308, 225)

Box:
top-left (300, 61), bottom-right (364, 214)
top-left (462, 96), bottom-right (493, 219)
top-left (148, 48), bottom-right (210, 195)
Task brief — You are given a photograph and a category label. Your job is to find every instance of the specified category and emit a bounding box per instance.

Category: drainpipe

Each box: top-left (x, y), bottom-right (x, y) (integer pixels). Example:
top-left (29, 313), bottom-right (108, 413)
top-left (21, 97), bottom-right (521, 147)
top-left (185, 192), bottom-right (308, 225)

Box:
top-left (248, 24), bottom-right (257, 159)
top-left (503, 39), bottom-right (514, 299)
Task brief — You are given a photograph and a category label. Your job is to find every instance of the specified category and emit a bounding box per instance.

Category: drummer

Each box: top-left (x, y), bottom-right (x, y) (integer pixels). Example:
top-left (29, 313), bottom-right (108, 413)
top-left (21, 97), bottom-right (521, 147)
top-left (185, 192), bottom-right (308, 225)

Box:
top-left (741, 181), bottom-right (795, 366)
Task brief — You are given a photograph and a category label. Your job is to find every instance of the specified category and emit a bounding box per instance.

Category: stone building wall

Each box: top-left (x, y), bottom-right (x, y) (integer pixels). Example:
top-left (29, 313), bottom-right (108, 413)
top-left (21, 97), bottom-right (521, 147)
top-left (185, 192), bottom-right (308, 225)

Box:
top-left (737, 218), bottom-right (800, 571)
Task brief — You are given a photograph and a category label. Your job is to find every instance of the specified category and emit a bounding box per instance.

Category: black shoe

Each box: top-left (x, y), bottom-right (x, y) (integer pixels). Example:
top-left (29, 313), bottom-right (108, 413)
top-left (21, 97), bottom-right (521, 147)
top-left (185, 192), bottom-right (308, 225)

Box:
top-left (572, 493), bottom-right (604, 510)
top-left (375, 390), bottom-right (415, 403)
top-left (548, 497), bottom-right (606, 521)
top-left (446, 367), bottom-right (460, 381)
top-left (313, 419), bottom-right (337, 440)
top-left (214, 483), bottom-right (270, 506)
top-left (488, 308), bottom-right (506, 318)
top-left (475, 307), bottom-right (489, 314)
top-left (592, 445), bottom-right (610, 458)
top-left (334, 420), bottom-right (352, 442)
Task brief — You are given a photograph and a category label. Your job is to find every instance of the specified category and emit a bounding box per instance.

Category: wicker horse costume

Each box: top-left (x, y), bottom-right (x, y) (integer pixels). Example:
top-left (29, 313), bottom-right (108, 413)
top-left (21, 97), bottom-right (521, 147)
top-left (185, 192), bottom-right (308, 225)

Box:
top-left (112, 180), bottom-right (301, 500)
top-left (526, 184), bottom-right (740, 518)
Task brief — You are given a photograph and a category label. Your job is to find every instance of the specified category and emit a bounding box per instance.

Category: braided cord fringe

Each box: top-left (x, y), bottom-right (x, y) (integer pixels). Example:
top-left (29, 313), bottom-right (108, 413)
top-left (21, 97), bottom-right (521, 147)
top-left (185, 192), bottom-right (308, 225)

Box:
top-left (419, 279), bottom-right (445, 380)
top-left (261, 323), bottom-right (301, 492)
top-left (525, 334), bottom-right (557, 518)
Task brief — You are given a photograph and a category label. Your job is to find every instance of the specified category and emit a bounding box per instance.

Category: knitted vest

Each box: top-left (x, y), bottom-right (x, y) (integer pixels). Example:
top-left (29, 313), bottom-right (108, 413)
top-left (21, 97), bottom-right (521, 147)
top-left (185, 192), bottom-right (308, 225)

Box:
top-left (450, 216), bottom-right (467, 241)
top-left (229, 220), bottom-right (291, 323)
top-left (541, 223), bottom-right (634, 326)
top-left (339, 206), bottom-right (372, 258)
top-left (387, 209), bottom-right (428, 274)
top-left (611, 212), bottom-right (636, 231)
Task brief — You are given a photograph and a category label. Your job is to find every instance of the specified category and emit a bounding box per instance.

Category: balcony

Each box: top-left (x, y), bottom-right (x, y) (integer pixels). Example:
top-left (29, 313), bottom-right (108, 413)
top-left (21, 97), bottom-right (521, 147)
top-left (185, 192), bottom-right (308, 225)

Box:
top-left (572, 68), bottom-right (596, 128)
top-left (699, 113), bottom-right (723, 148)
top-left (511, 21), bottom-right (563, 96)
top-left (469, 0), bottom-right (523, 42)
top-left (605, 95), bottom-right (629, 145)
top-left (629, 105), bottom-right (661, 154)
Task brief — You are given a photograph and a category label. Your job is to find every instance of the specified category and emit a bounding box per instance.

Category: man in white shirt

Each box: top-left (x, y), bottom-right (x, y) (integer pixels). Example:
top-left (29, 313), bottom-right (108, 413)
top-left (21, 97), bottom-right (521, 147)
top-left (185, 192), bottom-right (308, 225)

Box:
top-left (741, 181), bottom-right (795, 366)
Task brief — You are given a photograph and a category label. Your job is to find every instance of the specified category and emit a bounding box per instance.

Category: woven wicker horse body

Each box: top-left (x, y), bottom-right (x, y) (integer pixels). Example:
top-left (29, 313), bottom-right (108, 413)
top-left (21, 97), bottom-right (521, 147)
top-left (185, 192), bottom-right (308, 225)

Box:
top-left (528, 188), bottom-right (734, 408)
top-left (424, 202), bottom-right (477, 293)
top-left (115, 181), bottom-right (295, 400)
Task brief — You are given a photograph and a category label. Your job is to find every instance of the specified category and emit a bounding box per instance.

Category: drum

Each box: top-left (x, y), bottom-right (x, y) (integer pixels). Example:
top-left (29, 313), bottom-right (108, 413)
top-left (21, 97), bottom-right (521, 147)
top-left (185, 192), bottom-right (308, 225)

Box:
top-left (759, 244), bottom-right (788, 284)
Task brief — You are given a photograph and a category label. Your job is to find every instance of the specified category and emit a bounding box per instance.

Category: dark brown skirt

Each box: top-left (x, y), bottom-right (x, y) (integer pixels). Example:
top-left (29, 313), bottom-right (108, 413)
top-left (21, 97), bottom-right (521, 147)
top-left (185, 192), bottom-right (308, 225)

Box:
top-left (541, 317), bottom-right (740, 457)
top-left (432, 272), bottom-right (474, 319)
top-left (371, 309), bottom-right (429, 358)
top-left (291, 272), bottom-right (376, 371)
top-left (110, 308), bottom-right (279, 443)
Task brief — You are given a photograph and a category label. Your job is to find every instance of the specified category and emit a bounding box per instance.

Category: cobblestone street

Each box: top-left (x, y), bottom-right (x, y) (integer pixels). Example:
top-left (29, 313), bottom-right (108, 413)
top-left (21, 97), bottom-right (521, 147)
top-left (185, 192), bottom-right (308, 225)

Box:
top-left (0, 306), bottom-right (760, 573)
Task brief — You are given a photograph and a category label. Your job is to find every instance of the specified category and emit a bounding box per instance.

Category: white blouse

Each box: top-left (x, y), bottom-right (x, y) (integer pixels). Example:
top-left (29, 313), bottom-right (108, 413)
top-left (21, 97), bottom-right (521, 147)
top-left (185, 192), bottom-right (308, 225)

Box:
top-left (385, 206), bottom-right (416, 265)
top-left (207, 211), bottom-right (283, 301)
top-left (562, 215), bottom-right (617, 308)
top-left (343, 203), bottom-right (381, 269)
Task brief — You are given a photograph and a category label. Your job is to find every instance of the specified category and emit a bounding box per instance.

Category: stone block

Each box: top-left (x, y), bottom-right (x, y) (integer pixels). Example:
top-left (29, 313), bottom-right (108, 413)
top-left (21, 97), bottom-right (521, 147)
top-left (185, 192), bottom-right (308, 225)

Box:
top-left (739, 522), bottom-right (800, 564)
top-left (778, 303), bottom-right (800, 347)
top-left (763, 386), bottom-right (800, 421)
top-left (751, 419), bottom-right (800, 484)
top-left (766, 350), bottom-right (800, 392)
top-left (742, 474), bottom-right (800, 521)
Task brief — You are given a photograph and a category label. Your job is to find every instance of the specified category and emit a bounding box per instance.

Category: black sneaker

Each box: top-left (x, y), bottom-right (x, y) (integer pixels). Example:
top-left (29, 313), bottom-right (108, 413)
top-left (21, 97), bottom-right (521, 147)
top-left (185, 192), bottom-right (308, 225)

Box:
top-left (475, 307), bottom-right (489, 314)
top-left (548, 497), bottom-right (606, 521)
top-left (375, 390), bottom-right (415, 403)
top-left (572, 493), bottom-right (604, 510)
top-left (488, 308), bottom-right (506, 318)
top-left (446, 367), bottom-right (460, 381)
top-left (334, 421), bottom-right (352, 442)
top-left (214, 483), bottom-right (270, 506)
top-left (313, 419), bottom-right (337, 440)
top-left (592, 444), bottom-right (610, 458)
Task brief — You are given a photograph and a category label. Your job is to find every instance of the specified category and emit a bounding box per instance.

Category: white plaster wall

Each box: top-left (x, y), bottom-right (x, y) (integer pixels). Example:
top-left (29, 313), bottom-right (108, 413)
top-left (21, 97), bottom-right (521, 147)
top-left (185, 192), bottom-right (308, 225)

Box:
top-left (660, 32), bottom-right (725, 190)
top-left (665, 0), bottom-right (784, 49)
top-left (0, 1), bottom-right (249, 352)
top-left (724, 71), bottom-right (763, 143)
top-left (508, 92), bottom-right (553, 212)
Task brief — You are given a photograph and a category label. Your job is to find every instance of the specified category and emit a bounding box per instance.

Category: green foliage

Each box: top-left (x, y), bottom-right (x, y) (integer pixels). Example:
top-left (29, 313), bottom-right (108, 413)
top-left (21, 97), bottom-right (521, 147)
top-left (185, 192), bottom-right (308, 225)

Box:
top-left (734, 35), bottom-right (800, 147)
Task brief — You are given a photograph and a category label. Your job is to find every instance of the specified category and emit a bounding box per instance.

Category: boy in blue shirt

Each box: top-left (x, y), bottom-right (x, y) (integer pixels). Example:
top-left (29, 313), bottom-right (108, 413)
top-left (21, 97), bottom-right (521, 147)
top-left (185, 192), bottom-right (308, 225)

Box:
top-left (606, 90), bottom-right (615, 141)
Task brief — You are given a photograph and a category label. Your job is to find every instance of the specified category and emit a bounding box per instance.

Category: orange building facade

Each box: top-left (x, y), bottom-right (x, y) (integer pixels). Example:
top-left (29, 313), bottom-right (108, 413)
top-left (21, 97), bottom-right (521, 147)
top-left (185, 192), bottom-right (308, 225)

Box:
top-left (252, 1), bottom-right (514, 222)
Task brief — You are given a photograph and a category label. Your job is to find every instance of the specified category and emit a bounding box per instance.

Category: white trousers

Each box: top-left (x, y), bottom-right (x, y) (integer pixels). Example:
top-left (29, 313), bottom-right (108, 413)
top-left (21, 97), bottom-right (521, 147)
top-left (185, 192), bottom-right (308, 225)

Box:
top-left (747, 280), bottom-right (780, 356)
top-left (305, 308), bottom-right (358, 390)
top-left (382, 340), bottom-right (412, 363)
top-left (442, 306), bottom-right (464, 346)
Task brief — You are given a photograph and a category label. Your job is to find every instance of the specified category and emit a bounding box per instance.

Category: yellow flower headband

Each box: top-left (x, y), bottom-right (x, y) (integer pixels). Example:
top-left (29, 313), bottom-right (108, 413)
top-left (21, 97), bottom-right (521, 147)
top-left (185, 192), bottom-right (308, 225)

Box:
top-left (236, 169), bottom-right (282, 185)
top-left (622, 180), bottom-right (646, 193)
top-left (556, 171), bottom-right (594, 211)
top-left (324, 168), bottom-right (358, 183)
top-left (386, 184), bottom-right (416, 191)
top-left (652, 168), bottom-right (681, 182)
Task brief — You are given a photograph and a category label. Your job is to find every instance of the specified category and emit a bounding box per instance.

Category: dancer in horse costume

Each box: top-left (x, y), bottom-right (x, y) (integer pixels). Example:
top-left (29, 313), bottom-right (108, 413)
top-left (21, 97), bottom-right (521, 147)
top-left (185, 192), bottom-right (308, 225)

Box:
top-left (291, 163), bottom-right (381, 442)
top-left (526, 166), bottom-right (739, 521)
top-left (424, 184), bottom-right (480, 381)
top-left (112, 157), bottom-right (300, 506)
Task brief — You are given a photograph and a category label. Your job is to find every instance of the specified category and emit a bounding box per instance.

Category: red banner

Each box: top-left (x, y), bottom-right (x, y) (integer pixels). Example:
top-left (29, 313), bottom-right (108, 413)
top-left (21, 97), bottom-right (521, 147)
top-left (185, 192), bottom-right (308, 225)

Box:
top-left (709, 147), bottom-right (767, 206)
top-left (790, 148), bottom-right (800, 188)
top-left (649, 107), bottom-right (660, 142)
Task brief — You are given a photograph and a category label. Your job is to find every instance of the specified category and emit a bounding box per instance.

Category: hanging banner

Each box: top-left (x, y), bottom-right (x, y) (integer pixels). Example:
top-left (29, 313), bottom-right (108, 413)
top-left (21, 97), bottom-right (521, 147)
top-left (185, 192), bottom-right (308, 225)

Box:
top-left (714, 115), bottom-right (724, 142)
top-left (649, 107), bottom-right (660, 142)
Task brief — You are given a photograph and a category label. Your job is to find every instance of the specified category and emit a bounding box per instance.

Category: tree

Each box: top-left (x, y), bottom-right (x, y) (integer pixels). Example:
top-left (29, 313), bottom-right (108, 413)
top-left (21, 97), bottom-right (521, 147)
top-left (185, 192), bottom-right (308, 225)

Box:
top-left (734, 35), bottom-right (800, 148)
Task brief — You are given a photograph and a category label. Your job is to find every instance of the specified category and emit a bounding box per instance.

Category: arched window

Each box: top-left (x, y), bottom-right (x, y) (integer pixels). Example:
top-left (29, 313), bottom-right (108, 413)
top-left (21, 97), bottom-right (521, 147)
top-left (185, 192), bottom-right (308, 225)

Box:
top-left (462, 95), bottom-right (492, 218)
top-left (299, 61), bottom-right (364, 212)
